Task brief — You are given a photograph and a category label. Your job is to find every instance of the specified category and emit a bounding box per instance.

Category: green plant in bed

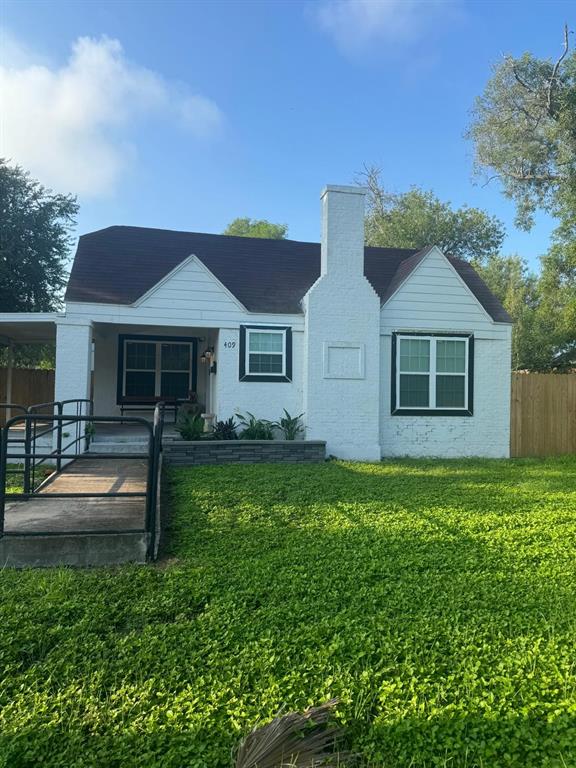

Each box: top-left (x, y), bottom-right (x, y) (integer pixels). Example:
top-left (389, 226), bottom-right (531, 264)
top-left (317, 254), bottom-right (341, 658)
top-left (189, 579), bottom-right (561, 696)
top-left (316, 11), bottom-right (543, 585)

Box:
top-left (237, 412), bottom-right (274, 440)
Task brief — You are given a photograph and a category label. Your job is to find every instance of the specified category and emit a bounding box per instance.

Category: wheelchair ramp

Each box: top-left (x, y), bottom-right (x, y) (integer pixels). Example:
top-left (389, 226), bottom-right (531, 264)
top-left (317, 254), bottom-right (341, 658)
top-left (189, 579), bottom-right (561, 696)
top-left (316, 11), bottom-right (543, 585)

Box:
top-left (1, 457), bottom-right (152, 568)
top-left (1, 406), bottom-right (165, 569)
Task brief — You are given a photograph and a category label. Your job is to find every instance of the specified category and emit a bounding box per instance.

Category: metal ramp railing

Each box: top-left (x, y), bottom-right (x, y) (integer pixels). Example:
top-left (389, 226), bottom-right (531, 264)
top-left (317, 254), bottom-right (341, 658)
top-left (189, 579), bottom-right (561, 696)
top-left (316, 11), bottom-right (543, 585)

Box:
top-left (0, 400), bottom-right (164, 560)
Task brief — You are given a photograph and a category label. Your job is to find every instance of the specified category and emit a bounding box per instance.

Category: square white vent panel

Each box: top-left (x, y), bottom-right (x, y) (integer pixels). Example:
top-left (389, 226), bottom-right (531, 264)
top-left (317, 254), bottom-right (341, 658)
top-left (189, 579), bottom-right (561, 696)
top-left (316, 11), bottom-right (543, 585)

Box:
top-left (323, 342), bottom-right (365, 379)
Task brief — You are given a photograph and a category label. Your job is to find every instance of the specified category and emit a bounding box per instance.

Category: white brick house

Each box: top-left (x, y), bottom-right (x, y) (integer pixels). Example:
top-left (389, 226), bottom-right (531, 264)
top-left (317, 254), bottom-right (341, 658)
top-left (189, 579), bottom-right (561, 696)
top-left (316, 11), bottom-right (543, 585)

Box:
top-left (0, 185), bottom-right (513, 460)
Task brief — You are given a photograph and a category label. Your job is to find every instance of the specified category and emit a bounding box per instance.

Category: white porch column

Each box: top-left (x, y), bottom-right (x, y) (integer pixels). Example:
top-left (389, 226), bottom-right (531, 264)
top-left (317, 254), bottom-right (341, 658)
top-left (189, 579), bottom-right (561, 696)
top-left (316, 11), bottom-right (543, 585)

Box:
top-left (212, 327), bottom-right (239, 421)
top-left (54, 322), bottom-right (93, 406)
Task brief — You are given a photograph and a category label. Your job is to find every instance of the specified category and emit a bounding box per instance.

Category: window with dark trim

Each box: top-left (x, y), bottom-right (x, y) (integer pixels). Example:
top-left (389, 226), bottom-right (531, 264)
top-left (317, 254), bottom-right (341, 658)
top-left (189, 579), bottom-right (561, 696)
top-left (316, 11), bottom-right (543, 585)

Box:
top-left (239, 325), bottom-right (292, 382)
top-left (117, 335), bottom-right (198, 402)
top-left (391, 332), bottom-right (474, 416)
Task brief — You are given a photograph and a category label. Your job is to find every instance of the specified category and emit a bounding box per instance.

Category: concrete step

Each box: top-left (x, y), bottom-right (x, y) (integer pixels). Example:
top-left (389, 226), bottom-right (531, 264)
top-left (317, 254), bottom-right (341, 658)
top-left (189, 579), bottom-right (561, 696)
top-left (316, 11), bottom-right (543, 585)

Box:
top-left (92, 434), bottom-right (149, 444)
top-left (88, 442), bottom-right (149, 454)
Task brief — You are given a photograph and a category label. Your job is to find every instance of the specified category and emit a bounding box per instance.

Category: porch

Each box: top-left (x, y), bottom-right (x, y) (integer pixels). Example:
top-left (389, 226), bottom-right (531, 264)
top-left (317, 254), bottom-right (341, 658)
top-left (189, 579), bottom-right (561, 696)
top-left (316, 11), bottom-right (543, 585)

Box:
top-left (92, 322), bottom-right (219, 423)
top-left (0, 315), bottom-right (223, 423)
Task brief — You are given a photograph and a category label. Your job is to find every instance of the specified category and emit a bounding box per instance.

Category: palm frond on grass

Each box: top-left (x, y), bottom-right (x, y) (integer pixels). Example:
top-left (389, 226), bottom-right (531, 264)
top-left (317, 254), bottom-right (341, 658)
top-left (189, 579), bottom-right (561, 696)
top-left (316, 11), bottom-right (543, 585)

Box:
top-left (234, 698), bottom-right (351, 768)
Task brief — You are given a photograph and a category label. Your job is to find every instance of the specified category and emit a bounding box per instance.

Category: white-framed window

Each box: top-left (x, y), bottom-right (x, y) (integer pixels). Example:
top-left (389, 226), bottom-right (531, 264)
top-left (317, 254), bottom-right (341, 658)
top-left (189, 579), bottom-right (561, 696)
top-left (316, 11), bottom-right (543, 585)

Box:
top-left (246, 328), bottom-right (286, 375)
top-left (121, 337), bottom-right (195, 400)
top-left (239, 325), bottom-right (292, 382)
top-left (393, 334), bottom-right (472, 414)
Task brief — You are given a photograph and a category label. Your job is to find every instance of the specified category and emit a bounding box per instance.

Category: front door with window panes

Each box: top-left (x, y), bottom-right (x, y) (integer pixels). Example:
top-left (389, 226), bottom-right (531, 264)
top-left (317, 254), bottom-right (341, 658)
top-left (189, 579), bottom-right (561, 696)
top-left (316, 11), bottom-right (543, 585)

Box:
top-left (123, 339), bottom-right (194, 400)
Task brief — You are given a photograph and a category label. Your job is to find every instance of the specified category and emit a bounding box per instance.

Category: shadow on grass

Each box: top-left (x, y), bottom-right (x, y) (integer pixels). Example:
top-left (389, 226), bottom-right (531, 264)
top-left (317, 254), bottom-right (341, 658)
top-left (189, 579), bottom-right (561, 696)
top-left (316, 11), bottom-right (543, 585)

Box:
top-left (157, 460), bottom-right (576, 758)
top-left (1, 458), bottom-right (575, 767)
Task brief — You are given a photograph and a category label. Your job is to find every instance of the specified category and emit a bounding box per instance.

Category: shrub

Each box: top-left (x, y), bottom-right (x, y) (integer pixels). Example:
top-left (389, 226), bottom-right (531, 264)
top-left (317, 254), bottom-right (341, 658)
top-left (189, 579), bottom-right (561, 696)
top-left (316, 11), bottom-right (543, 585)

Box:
top-left (174, 411), bottom-right (205, 441)
top-left (273, 409), bottom-right (304, 440)
top-left (236, 412), bottom-right (274, 440)
top-left (211, 417), bottom-right (238, 440)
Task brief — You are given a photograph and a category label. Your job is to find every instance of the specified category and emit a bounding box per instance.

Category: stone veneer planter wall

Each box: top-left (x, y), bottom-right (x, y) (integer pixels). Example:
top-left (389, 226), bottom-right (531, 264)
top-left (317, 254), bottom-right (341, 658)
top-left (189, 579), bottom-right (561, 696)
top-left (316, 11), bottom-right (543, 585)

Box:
top-left (163, 440), bottom-right (326, 466)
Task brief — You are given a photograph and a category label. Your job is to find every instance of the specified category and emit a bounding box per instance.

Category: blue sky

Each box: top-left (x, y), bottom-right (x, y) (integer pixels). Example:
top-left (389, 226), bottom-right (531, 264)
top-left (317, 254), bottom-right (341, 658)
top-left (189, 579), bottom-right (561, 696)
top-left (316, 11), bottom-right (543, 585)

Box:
top-left (2, 0), bottom-right (573, 271)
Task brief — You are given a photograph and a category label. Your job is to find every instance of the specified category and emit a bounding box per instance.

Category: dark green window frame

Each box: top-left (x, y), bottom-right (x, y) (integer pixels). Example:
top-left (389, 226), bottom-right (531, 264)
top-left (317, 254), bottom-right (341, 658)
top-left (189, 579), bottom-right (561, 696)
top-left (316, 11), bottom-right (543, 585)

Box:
top-left (239, 325), bottom-right (292, 382)
top-left (391, 332), bottom-right (474, 416)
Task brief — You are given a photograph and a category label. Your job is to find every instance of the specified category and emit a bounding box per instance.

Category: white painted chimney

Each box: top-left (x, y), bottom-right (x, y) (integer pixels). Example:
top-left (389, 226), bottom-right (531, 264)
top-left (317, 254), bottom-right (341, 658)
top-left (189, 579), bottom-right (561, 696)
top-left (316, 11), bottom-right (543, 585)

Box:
top-left (320, 185), bottom-right (368, 279)
top-left (302, 184), bottom-right (381, 461)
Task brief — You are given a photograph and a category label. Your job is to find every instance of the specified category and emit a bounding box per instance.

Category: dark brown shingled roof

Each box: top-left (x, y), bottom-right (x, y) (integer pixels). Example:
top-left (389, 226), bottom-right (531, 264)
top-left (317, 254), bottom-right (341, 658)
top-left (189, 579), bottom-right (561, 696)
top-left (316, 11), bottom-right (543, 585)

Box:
top-left (65, 226), bottom-right (512, 323)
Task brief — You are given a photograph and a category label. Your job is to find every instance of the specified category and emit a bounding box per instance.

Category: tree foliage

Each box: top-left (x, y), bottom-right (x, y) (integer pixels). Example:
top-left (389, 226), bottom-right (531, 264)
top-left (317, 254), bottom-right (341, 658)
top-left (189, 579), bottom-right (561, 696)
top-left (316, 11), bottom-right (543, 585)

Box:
top-left (467, 25), bottom-right (576, 230)
top-left (538, 224), bottom-right (576, 367)
top-left (0, 159), bottom-right (78, 312)
top-left (468, 27), bottom-right (576, 368)
top-left (360, 167), bottom-right (563, 370)
top-left (0, 344), bottom-right (55, 369)
top-left (223, 217), bottom-right (288, 239)
top-left (476, 255), bottom-right (555, 370)
top-left (362, 167), bottom-right (505, 263)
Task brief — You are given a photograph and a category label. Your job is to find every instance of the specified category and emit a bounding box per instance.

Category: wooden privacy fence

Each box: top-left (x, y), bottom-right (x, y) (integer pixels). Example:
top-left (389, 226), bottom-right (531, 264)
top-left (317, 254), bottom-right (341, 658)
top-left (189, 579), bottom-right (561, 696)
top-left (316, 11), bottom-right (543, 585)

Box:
top-left (0, 368), bottom-right (55, 423)
top-left (511, 372), bottom-right (576, 457)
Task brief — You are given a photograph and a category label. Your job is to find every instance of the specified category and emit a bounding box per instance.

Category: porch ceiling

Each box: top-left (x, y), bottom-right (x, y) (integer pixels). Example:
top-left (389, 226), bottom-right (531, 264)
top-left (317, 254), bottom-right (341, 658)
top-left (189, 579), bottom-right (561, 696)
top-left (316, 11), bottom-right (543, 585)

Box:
top-left (0, 314), bottom-right (59, 345)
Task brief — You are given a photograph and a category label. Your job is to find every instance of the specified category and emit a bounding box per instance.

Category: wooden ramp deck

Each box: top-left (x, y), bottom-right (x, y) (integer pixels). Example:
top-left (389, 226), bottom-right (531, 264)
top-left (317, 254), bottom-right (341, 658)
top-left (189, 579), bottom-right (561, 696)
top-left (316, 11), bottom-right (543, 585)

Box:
top-left (4, 458), bottom-right (148, 534)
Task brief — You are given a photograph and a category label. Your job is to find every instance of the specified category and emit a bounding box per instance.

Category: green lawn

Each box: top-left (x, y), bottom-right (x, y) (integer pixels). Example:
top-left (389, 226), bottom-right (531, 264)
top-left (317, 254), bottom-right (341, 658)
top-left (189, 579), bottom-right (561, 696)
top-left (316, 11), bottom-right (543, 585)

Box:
top-left (4, 464), bottom-right (54, 494)
top-left (1, 458), bottom-right (576, 767)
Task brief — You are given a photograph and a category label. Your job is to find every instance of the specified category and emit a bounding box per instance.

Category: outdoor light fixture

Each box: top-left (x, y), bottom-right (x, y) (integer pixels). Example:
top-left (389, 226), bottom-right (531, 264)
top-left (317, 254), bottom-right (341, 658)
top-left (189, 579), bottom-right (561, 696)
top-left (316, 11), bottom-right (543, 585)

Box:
top-left (200, 346), bottom-right (214, 364)
top-left (200, 347), bottom-right (216, 374)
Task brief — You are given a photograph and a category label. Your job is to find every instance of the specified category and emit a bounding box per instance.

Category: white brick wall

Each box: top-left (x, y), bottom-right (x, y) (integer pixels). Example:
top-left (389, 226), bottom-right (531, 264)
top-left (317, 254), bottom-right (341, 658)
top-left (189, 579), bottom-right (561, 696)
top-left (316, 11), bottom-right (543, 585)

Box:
top-left (214, 327), bottom-right (304, 424)
top-left (379, 332), bottom-right (512, 458)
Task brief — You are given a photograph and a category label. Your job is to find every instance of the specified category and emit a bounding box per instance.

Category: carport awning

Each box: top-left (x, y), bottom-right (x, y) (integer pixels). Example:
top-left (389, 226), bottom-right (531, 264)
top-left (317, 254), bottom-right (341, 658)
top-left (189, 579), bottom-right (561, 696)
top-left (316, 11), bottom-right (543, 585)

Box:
top-left (0, 313), bottom-right (61, 344)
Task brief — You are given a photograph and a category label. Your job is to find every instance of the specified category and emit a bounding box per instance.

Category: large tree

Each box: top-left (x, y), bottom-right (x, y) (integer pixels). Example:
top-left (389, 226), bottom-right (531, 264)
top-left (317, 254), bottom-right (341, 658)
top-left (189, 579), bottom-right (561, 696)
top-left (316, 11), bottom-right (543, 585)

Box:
top-left (467, 25), bottom-right (576, 230)
top-left (223, 217), bottom-right (288, 239)
top-left (0, 159), bottom-right (78, 312)
top-left (361, 166), bottom-right (505, 263)
top-left (467, 27), bottom-right (576, 368)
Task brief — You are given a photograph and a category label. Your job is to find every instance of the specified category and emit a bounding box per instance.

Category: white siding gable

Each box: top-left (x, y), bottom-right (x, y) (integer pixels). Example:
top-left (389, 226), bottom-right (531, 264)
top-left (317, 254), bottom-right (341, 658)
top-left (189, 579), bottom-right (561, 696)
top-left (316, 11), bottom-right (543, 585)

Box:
top-left (135, 255), bottom-right (246, 317)
top-left (381, 246), bottom-right (502, 336)
top-left (379, 246), bottom-right (512, 458)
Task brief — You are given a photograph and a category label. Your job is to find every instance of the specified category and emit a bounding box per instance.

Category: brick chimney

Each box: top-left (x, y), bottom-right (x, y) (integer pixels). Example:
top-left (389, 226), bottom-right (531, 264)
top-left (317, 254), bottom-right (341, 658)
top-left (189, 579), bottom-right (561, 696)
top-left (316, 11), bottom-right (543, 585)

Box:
top-left (320, 185), bottom-right (367, 279)
top-left (302, 185), bottom-right (381, 461)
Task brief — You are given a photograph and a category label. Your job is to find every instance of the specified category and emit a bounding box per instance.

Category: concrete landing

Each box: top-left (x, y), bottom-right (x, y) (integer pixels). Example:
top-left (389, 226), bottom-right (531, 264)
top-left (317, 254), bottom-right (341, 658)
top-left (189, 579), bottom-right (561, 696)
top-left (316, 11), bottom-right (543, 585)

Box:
top-left (1, 457), bottom-right (153, 568)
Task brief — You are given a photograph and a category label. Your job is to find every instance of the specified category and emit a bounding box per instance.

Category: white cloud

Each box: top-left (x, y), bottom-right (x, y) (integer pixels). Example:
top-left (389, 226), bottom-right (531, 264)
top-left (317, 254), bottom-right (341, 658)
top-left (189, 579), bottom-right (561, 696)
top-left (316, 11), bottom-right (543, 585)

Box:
top-left (315, 0), bottom-right (457, 56)
top-left (0, 33), bottom-right (223, 197)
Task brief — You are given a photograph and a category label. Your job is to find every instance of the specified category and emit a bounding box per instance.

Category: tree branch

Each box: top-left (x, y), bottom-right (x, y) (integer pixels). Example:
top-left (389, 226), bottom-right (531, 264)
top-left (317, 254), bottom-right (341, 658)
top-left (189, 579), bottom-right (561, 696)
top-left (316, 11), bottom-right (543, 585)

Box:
top-left (481, 175), bottom-right (501, 188)
top-left (511, 61), bottom-right (535, 94)
top-left (507, 171), bottom-right (563, 182)
top-left (547, 24), bottom-right (570, 115)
